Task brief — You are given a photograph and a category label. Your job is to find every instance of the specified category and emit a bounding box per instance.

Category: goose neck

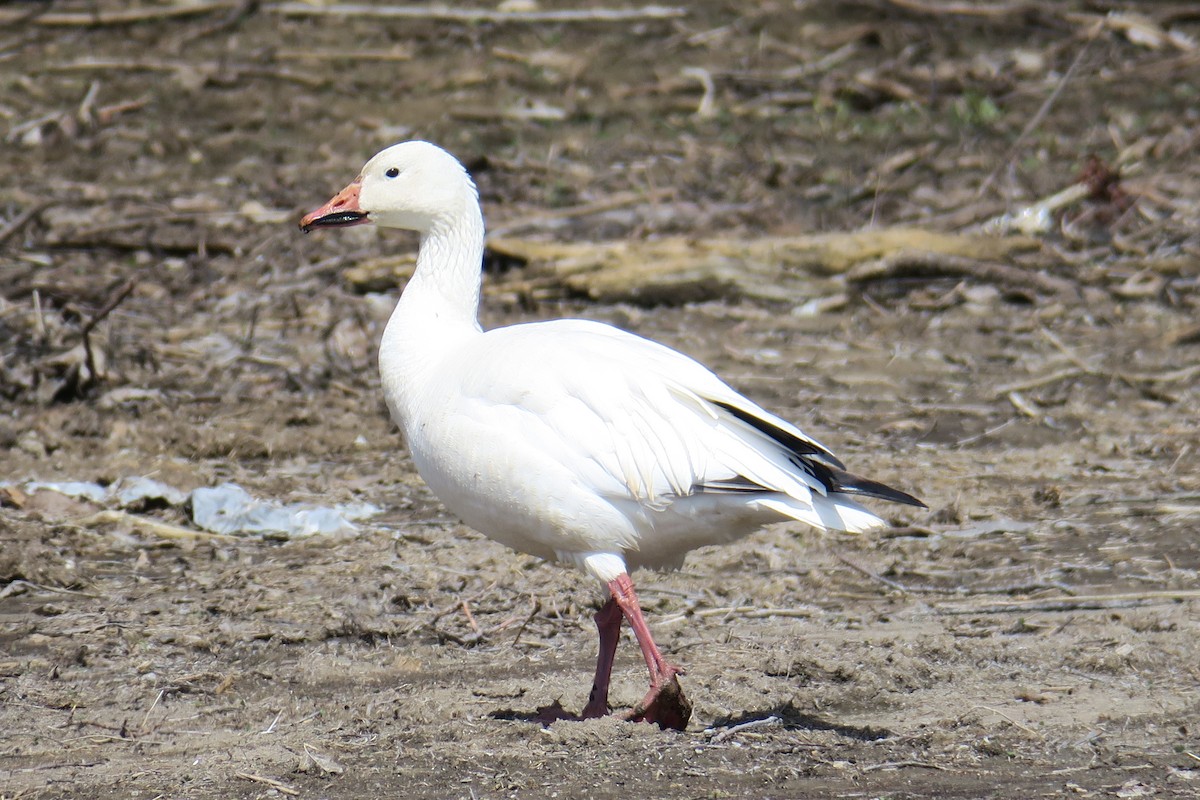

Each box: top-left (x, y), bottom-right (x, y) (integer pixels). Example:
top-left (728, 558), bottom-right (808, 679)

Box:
top-left (377, 203), bottom-right (485, 419)
top-left (405, 201), bottom-right (486, 322)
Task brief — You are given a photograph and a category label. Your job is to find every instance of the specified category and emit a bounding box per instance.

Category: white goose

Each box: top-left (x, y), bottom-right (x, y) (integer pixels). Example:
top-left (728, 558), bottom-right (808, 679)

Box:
top-left (300, 141), bottom-right (924, 730)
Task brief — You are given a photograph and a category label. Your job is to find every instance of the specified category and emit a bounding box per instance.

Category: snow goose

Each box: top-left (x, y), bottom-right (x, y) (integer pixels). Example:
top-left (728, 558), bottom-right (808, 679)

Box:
top-left (300, 141), bottom-right (925, 730)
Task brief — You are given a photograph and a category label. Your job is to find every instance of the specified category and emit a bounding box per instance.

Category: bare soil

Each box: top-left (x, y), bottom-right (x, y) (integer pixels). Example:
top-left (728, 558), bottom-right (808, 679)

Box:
top-left (2, 2), bottom-right (1199, 798)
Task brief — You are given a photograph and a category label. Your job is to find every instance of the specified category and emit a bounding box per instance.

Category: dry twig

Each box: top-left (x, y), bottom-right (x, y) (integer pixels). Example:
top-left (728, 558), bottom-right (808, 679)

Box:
top-left (80, 279), bottom-right (136, 390)
top-left (41, 58), bottom-right (326, 89)
top-left (0, 201), bottom-right (53, 248)
top-left (969, 705), bottom-right (1044, 739)
top-left (836, 553), bottom-right (911, 595)
top-left (274, 46), bottom-right (414, 63)
top-left (235, 772), bottom-right (299, 796)
top-left (490, 188), bottom-right (674, 236)
top-left (992, 367), bottom-right (1084, 398)
top-left (172, 0), bottom-right (260, 46)
top-left (877, 0), bottom-right (1039, 19)
top-left (139, 689), bottom-right (165, 734)
top-left (846, 251), bottom-right (1080, 301)
top-left (862, 760), bottom-right (948, 772)
top-left (460, 599), bottom-right (481, 634)
top-left (708, 715), bottom-right (781, 742)
top-left (681, 67), bottom-right (717, 119)
top-left (267, 3), bottom-right (686, 23)
top-left (1038, 326), bottom-right (1200, 388)
top-left (79, 510), bottom-right (238, 541)
top-left (979, 32), bottom-right (1097, 195)
top-left (1002, 181), bottom-right (1095, 231)
top-left (1, 0), bottom-right (238, 26)
top-left (936, 589), bottom-right (1200, 615)
top-left (509, 597), bottom-right (541, 648)
top-left (658, 604), bottom-right (818, 627)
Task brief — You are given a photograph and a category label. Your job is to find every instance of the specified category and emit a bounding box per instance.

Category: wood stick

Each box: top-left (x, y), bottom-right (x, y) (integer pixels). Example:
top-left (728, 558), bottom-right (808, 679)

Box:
top-left (681, 66), bottom-right (717, 118)
top-left (661, 605), bottom-right (819, 623)
top-left (31, 289), bottom-right (46, 341)
top-left (846, 251), bottom-right (1081, 300)
top-left (1087, 492), bottom-right (1200, 506)
top-left (1006, 391), bottom-right (1042, 419)
top-left (936, 589), bottom-right (1200, 615)
top-left (172, 0), bottom-right (260, 46)
top-left (235, 772), bottom-right (299, 797)
top-left (953, 418), bottom-right (1017, 447)
top-left (266, 3), bottom-right (686, 24)
top-left (983, 182), bottom-right (1092, 235)
top-left (80, 279), bottom-right (136, 388)
top-left (1, 0), bottom-right (238, 26)
top-left (878, 0), bottom-right (1040, 19)
top-left (40, 58), bottom-right (326, 88)
top-left (489, 188), bottom-right (674, 236)
top-left (708, 715), bottom-right (781, 742)
top-left (836, 553), bottom-right (911, 595)
top-left (992, 367), bottom-right (1084, 398)
top-left (273, 46), bottom-right (414, 62)
top-left (460, 599), bottom-right (481, 634)
top-left (79, 510), bottom-right (239, 541)
top-left (979, 32), bottom-right (1097, 195)
top-left (0, 579), bottom-right (100, 600)
top-left (43, 216), bottom-right (240, 255)
top-left (509, 597), bottom-right (541, 648)
top-left (862, 759), bottom-right (948, 772)
top-left (0, 201), bottom-right (53, 248)
top-left (41, 58), bottom-right (209, 73)
top-left (969, 704), bottom-right (1044, 739)
top-left (139, 688), bottom-right (165, 734)
top-left (1037, 326), bottom-right (1200, 387)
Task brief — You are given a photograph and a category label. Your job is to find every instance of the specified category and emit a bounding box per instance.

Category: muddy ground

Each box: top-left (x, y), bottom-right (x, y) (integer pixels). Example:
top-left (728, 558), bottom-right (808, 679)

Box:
top-left (2, 1), bottom-right (1200, 798)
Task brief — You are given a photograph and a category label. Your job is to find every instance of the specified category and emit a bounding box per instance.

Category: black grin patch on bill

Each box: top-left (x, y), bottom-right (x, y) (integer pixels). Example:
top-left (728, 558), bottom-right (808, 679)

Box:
top-left (301, 211), bottom-right (367, 232)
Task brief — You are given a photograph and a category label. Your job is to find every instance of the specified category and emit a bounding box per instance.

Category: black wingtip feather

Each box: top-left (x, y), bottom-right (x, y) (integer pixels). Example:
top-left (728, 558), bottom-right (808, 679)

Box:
top-left (711, 400), bottom-right (845, 469)
top-left (708, 398), bottom-right (925, 509)
top-left (825, 466), bottom-right (927, 508)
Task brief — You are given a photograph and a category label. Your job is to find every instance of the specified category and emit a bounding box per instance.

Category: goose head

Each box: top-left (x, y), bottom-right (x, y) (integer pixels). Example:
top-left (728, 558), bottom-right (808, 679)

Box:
top-left (300, 141), bottom-right (478, 235)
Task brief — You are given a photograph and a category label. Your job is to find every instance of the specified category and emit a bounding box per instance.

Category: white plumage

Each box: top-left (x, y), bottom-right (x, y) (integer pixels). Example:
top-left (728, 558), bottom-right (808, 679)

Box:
top-left (301, 141), bottom-right (924, 729)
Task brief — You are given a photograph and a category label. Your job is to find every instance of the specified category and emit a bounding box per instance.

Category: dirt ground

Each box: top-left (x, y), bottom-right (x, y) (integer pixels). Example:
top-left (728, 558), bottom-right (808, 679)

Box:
top-left (2, 1), bottom-right (1200, 797)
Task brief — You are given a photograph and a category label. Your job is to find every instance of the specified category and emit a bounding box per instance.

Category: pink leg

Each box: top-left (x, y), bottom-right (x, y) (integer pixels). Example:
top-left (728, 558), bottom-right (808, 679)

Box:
top-left (605, 573), bottom-right (692, 730)
top-left (580, 598), bottom-right (622, 718)
top-left (534, 573), bottom-right (691, 729)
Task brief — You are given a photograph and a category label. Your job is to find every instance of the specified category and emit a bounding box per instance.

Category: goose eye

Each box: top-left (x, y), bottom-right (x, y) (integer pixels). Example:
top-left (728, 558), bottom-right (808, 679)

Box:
top-left (385, 167), bottom-right (400, 178)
